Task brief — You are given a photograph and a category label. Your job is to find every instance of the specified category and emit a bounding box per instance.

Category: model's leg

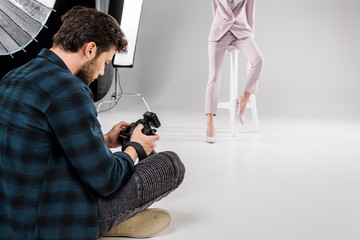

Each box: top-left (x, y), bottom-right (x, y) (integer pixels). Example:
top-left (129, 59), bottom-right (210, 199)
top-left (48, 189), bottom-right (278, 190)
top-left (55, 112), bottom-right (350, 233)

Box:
top-left (205, 41), bottom-right (227, 116)
top-left (205, 42), bottom-right (226, 142)
top-left (206, 113), bottom-right (215, 140)
top-left (233, 37), bottom-right (264, 115)
top-left (205, 34), bottom-right (234, 140)
top-left (97, 151), bottom-right (185, 238)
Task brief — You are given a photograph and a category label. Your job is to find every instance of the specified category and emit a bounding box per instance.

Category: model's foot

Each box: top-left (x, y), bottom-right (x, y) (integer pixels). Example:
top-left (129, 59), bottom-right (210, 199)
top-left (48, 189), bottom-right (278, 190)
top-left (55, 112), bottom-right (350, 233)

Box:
top-left (237, 96), bottom-right (247, 115)
top-left (104, 208), bottom-right (171, 238)
top-left (236, 97), bottom-right (246, 124)
top-left (206, 123), bottom-right (215, 137)
top-left (206, 135), bottom-right (216, 143)
top-left (206, 116), bottom-right (216, 143)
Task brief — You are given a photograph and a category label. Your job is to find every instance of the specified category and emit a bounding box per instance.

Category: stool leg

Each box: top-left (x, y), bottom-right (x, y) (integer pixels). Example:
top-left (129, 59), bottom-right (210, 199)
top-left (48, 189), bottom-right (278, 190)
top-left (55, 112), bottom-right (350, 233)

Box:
top-left (250, 95), bottom-right (259, 132)
top-left (233, 50), bottom-right (239, 137)
top-left (229, 49), bottom-right (239, 137)
top-left (229, 50), bottom-right (235, 136)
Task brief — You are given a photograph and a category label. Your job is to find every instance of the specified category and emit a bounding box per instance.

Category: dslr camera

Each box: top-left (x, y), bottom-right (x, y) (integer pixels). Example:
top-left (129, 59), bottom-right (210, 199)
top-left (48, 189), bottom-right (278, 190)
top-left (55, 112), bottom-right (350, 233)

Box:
top-left (118, 111), bottom-right (161, 144)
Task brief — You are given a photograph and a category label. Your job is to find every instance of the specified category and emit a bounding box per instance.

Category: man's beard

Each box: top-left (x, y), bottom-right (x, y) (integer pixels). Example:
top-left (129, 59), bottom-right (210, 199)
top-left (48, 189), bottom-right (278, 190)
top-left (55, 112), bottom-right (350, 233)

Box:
top-left (76, 58), bottom-right (97, 85)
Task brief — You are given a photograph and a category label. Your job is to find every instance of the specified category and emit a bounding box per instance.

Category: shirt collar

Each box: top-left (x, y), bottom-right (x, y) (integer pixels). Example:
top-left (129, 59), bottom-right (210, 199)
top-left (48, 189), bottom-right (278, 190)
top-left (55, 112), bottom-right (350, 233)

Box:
top-left (37, 48), bottom-right (92, 97)
top-left (37, 48), bottom-right (72, 74)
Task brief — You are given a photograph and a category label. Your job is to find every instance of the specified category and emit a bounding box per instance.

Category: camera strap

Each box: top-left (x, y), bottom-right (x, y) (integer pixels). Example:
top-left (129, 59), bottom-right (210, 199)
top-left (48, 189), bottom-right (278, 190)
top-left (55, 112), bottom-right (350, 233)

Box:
top-left (122, 141), bottom-right (148, 161)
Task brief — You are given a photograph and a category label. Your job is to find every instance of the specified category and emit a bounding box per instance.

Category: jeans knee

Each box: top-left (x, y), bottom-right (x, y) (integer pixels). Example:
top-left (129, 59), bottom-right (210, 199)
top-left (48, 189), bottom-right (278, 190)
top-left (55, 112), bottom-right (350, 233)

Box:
top-left (159, 151), bottom-right (185, 187)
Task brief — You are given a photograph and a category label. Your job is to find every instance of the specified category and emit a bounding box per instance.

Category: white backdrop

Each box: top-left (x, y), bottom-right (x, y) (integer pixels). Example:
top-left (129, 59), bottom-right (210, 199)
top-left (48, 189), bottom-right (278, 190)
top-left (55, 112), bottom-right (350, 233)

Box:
top-left (103, 0), bottom-right (360, 121)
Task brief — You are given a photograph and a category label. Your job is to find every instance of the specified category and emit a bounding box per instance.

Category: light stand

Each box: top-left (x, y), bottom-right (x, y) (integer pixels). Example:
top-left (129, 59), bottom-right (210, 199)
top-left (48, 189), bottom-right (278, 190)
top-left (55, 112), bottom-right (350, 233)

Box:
top-left (96, 68), bottom-right (151, 112)
top-left (95, 0), bottom-right (149, 113)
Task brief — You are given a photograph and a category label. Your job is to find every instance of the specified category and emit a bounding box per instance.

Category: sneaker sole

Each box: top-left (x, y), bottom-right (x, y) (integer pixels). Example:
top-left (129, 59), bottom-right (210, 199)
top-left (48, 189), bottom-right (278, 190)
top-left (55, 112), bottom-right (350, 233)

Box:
top-left (104, 208), bottom-right (171, 238)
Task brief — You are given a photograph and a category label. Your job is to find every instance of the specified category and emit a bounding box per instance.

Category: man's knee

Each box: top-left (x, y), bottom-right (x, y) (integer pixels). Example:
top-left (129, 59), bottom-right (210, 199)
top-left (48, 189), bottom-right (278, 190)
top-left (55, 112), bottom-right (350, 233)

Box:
top-left (157, 151), bottom-right (185, 187)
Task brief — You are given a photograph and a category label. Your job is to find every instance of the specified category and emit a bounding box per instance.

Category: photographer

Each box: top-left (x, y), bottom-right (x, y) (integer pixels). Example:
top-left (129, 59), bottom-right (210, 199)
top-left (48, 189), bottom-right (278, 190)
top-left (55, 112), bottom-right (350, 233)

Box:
top-left (0, 6), bottom-right (185, 240)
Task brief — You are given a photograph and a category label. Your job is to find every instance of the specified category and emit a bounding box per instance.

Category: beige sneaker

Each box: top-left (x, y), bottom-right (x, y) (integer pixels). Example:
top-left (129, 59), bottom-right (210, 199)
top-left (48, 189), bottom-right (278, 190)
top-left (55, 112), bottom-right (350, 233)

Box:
top-left (104, 208), bottom-right (171, 238)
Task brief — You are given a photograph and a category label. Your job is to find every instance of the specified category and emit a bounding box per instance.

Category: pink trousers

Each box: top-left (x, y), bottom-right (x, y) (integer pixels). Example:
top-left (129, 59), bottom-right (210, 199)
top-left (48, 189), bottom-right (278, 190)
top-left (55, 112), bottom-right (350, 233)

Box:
top-left (205, 31), bottom-right (264, 115)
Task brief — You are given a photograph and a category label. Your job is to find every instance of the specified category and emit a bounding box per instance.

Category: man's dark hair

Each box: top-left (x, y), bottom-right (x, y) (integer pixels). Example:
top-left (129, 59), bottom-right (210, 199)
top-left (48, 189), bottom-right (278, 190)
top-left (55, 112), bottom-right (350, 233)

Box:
top-left (53, 6), bottom-right (127, 56)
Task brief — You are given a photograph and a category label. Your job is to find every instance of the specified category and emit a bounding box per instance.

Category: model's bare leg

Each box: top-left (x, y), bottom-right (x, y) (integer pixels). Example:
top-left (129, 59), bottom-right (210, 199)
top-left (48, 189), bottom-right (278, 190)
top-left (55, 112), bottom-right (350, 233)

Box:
top-left (206, 114), bottom-right (215, 137)
top-left (205, 114), bottom-right (216, 143)
top-left (237, 92), bottom-right (251, 115)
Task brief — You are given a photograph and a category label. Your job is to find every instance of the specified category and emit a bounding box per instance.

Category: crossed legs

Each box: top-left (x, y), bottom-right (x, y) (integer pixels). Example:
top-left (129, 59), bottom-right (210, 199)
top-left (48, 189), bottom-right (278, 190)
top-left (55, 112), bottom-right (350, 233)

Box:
top-left (205, 34), bottom-right (263, 140)
top-left (97, 151), bottom-right (185, 238)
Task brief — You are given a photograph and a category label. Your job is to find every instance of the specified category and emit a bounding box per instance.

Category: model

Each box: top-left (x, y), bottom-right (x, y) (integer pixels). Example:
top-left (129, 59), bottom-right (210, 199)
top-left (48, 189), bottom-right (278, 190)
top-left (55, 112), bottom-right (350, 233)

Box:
top-left (205, 0), bottom-right (264, 143)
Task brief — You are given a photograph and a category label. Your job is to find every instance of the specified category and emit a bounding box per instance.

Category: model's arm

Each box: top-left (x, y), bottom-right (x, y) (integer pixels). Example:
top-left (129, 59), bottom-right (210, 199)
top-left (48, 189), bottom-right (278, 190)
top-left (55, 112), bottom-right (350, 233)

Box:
top-left (246, 0), bottom-right (256, 33)
top-left (211, 0), bottom-right (218, 17)
top-left (46, 83), bottom-right (134, 197)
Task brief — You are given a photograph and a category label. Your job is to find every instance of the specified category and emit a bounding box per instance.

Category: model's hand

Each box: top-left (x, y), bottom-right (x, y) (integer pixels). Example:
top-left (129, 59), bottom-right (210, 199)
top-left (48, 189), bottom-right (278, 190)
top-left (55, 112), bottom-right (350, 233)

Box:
top-left (130, 124), bottom-right (160, 155)
top-left (104, 121), bottom-right (130, 148)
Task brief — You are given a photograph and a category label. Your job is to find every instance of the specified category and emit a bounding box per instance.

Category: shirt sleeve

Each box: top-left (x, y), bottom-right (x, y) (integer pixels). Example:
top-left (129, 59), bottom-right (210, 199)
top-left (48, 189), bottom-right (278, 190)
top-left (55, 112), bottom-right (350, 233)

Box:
top-left (46, 83), bottom-right (134, 197)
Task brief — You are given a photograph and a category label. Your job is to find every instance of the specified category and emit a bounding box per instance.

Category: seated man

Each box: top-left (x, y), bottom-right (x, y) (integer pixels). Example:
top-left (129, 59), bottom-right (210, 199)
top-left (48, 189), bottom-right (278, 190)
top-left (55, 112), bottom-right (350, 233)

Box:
top-left (0, 6), bottom-right (185, 240)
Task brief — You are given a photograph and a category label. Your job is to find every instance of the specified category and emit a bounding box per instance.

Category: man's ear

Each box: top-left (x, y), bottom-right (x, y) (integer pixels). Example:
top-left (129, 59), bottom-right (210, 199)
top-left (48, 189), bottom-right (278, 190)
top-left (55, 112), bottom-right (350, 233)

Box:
top-left (84, 42), bottom-right (97, 59)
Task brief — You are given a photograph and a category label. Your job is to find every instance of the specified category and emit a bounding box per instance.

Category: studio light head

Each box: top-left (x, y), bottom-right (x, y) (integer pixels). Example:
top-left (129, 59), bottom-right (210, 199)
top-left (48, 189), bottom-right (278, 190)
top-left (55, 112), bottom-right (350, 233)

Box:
top-left (109, 0), bottom-right (144, 68)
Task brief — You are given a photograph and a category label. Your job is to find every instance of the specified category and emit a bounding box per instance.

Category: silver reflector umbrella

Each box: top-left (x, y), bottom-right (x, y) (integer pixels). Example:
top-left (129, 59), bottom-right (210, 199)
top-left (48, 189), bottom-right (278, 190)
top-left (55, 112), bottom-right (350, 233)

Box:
top-left (0, 0), bottom-right (56, 57)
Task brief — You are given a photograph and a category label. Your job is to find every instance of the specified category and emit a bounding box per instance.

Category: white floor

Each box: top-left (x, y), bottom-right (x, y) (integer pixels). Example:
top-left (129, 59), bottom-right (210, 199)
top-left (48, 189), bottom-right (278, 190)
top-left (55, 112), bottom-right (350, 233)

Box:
top-left (98, 108), bottom-right (360, 240)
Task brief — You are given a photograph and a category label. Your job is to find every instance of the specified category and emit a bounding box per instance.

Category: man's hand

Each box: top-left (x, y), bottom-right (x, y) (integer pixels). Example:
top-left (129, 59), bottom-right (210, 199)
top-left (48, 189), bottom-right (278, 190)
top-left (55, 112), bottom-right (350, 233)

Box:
top-left (104, 121), bottom-right (130, 148)
top-left (130, 124), bottom-right (160, 155)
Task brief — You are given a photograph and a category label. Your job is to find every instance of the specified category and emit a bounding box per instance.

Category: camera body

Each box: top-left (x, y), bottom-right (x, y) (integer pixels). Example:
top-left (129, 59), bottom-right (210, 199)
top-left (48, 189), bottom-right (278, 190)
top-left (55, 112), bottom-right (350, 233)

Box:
top-left (118, 111), bottom-right (161, 144)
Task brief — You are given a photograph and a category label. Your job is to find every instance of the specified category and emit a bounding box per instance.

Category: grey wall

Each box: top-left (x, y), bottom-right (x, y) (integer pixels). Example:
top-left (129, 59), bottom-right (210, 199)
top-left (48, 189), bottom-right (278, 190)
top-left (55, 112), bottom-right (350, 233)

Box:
top-left (107, 0), bottom-right (360, 121)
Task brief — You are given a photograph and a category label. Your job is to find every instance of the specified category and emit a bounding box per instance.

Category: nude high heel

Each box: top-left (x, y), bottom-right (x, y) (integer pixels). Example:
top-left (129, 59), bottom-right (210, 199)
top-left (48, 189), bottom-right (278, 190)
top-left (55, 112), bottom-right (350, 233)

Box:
top-left (206, 135), bottom-right (216, 143)
top-left (236, 98), bottom-right (245, 124)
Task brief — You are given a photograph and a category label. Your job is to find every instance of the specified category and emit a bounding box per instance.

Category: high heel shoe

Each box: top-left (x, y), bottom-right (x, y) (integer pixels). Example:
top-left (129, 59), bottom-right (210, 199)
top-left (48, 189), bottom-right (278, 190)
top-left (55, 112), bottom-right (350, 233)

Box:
top-left (236, 98), bottom-right (245, 124)
top-left (205, 135), bottom-right (216, 143)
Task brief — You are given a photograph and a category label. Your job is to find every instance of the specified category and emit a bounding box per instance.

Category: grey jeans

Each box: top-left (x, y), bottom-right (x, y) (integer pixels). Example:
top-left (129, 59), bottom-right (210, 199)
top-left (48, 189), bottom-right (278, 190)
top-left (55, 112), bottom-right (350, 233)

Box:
top-left (97, 151), bottom-right (185, 238)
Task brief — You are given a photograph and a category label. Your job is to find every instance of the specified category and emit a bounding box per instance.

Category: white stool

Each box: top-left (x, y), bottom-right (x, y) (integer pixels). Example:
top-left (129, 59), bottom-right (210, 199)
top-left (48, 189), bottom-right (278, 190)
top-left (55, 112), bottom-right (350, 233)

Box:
top-left (217, 46), bottom-right (259, 136)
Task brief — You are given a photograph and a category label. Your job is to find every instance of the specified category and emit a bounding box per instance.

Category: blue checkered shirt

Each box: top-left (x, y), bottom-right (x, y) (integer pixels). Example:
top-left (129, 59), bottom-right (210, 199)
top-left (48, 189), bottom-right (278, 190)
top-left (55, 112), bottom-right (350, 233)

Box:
top-left (0, 49), bottom-right (134, 240)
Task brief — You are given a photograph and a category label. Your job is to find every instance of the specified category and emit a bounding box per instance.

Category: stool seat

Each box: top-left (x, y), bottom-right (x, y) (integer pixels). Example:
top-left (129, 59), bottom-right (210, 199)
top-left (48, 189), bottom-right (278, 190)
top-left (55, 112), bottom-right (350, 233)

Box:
top-left (218, 46), bottom-right (259, 136)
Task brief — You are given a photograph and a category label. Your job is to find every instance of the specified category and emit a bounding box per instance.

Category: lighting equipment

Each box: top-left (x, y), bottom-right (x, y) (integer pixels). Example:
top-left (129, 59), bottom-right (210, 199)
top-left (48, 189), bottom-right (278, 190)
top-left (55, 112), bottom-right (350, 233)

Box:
top-left (0, 0), bottom-right (56, 57)
top-left (111, 0), bottom-right (143, 68)
top-left (96, 0), bottom-right (151, 112)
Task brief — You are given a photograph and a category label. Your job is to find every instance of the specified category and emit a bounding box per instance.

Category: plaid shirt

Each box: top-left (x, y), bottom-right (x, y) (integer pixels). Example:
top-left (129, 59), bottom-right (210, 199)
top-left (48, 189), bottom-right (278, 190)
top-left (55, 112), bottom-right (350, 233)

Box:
top-left (0, 49), bottom-right (134, 240)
